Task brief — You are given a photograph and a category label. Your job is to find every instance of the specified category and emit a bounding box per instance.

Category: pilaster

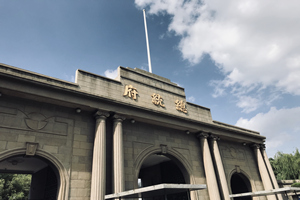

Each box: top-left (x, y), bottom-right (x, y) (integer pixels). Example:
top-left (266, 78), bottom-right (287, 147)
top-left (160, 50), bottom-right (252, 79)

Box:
top-left (261, 144), bottom-right (283, 200)
top-left (197, 132), bottom-right (221, 200)
top-left (113, 114), bottom-right (126, 193)
top-left (252, 144), bottom-right (276, 200)
top-left (90, 111), bottom-right (110, 200)
top-left (209, 135), bottom-right (230, 200)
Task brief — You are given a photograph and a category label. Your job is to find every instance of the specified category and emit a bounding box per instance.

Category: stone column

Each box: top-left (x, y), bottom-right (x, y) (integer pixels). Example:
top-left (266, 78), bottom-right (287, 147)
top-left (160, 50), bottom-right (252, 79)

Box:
top-left (261, 144), bottom-right (283, 200)
top-left (113, 114), bottom-right (126, 193)
top-left (90, 111), bottom-right (109, 200)
top-left (209, 135), bottom-right (230, 200)
top-left (198, 132), bottom-right (221, 200)
top-left (252, 144), bottom-right (276, 200)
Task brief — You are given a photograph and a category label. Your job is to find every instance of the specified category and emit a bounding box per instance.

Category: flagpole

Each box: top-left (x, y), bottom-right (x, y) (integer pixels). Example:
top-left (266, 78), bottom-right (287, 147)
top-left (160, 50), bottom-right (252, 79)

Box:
top-left (143, 9), bottom-right (152, 73)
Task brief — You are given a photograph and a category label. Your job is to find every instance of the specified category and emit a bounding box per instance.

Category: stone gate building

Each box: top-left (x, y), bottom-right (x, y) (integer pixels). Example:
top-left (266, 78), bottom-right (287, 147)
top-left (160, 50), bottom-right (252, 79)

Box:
top-left (0, 63), bottom-right (285, 200)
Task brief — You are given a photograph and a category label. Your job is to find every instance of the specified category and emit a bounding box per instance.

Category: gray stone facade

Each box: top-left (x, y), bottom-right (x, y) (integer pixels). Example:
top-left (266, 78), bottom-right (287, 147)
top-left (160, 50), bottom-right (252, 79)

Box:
top-left (0, 63), bottom-right (281, 200)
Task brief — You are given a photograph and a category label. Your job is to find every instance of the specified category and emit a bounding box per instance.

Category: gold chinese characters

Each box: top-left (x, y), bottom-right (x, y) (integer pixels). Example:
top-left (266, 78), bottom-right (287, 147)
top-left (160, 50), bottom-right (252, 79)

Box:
top-left (123, 85), bottom-right (138, 100)
top-left (122, 85), bottom-right (188, 113)
top-left (175, 100), bottom-right (188, 113)
top-left (151, 93), bottom-right (165, 108)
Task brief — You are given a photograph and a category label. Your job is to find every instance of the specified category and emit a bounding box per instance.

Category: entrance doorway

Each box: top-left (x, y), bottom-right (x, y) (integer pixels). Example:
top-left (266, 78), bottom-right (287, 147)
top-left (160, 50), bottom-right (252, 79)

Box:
top-left (138, 154), bottom-right (189, 200)
top-left (0, 155), bottom-right (59, 200)
top-left (230, 173), bottom-right (252, 200)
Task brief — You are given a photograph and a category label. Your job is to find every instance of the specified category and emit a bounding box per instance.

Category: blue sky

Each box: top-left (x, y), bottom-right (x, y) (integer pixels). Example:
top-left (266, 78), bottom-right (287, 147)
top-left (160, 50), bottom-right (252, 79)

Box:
top-left (1, 0), bottom-right (300, 157)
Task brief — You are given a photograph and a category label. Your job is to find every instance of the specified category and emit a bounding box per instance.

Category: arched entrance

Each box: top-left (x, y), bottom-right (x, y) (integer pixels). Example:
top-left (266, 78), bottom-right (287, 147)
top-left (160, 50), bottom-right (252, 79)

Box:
top-left (0, 148), bottom-right (69, 200)
top-left (0, 155), bottom-right (59, 200)
top-left (230, 173), bottom-right (252, 200)
top-left (138, 153), bottom-right (190, 200)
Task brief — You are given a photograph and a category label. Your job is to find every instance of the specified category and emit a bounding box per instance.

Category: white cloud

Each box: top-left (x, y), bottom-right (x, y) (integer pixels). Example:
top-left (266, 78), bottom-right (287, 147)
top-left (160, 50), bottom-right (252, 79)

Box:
top-left (236, 95), bottom-right (261, 113)
top-left (188, 96), bottom-right (195, 102)
top-left (135, 0), bottom-right (300, 112)
top-left (173, 82), bottom-right (182, 87)
top-left (104, 69), bottom-right (118, 79)
top-left (140, 65), bottom-right (148, 71)
top-left (159, 33), bottom-right (165, 39)
top-left (236, 107), bottom-right (300, 157)
top-left (64, 74), bottom-right (75, 82)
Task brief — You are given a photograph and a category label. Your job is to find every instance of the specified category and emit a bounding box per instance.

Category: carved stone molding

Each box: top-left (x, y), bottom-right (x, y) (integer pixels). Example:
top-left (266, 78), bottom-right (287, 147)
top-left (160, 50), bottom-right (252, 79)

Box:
top-left (160, 144), bottom-right (168, 154)
top-left (133, 142), bottom-right (154, 162)
top-left (251, 143), bottom-right (262, 149)
top-left (94, 110), bottom-right (110, 119)
top-left (113, 114), bottom-right (126, 122)
top-left (25, 112), bottom-right (48, 130)
top-left (26, 142), bottom-right (39, 156)
top-left (197, 131), bottom-right (210, 139)
top-left (235, 165), bottom-right (241, 173)
top-left (0, 107), bottom-right (73, 136)
top-left (210, 134), bottom-right (220, 141)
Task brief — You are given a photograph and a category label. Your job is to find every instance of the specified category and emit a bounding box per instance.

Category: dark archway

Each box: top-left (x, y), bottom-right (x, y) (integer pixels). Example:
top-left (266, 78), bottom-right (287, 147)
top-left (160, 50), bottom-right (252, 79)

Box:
top-left (0, 155), bottom-right (59, 200)
top-left (138, 154), bottom-right (189, 200)
top-left (230, 173), bottom-right (252, 200)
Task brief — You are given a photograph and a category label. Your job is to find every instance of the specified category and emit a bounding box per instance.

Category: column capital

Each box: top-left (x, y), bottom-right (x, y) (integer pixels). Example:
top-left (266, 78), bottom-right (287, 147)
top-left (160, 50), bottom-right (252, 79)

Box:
top-left (251, 143), bottom-right (263, 149)
top-left (94, 110), bottom-right (110, 119)
top-left (113, 114), bottom-right (126, 122)
top-left (209, 134), bottom-right (220, 141)
top-left (197, 131), bottom-right (210, 139)
top-left (261, 144), bottom-right (266, 150)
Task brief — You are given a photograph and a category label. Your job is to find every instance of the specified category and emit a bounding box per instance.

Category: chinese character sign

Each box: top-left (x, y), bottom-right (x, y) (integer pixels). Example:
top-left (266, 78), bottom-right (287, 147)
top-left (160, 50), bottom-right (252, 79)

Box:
top-left (175, 100), bottom-right (188, 113)
top-left (151, 93), bottom-right (165, 107)
top-left (123, 85), bottom-right (138, 100)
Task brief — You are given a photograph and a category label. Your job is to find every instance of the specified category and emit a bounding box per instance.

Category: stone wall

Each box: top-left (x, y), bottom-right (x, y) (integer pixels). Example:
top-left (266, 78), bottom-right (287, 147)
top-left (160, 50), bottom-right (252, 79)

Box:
top-left (0, 63), bottom-right (273, 200)
top-left (75, 67), bottom-right (213, 124)
top-left (219, 140), bottom-right (267, 200)
top-left (122, 120), bottom-right (210, 200)
top-left (0, 95), bottom-right (95, 200)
